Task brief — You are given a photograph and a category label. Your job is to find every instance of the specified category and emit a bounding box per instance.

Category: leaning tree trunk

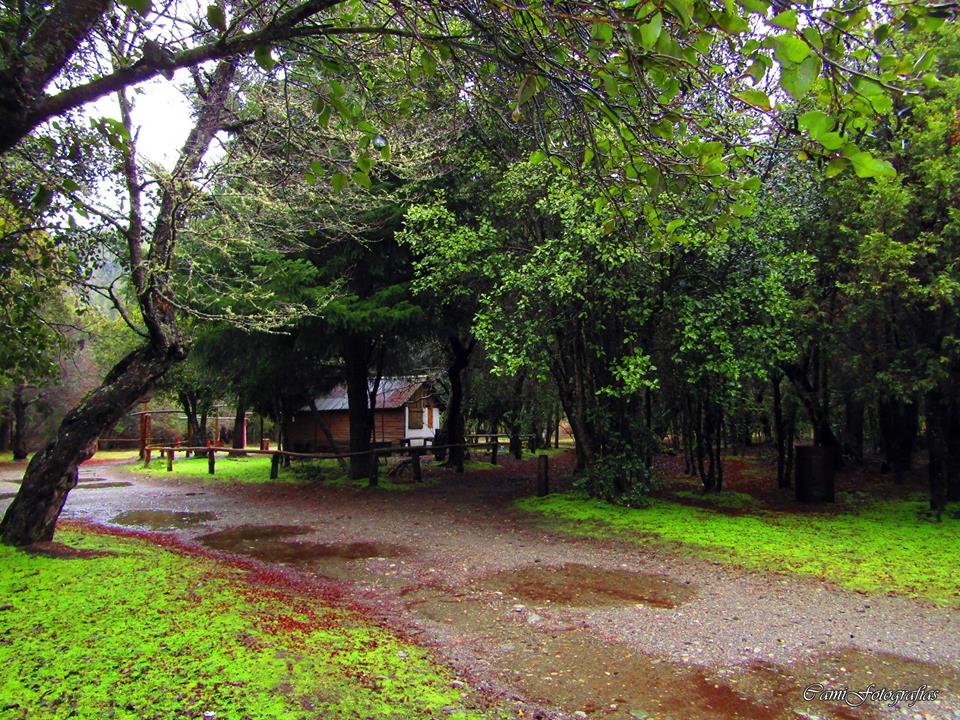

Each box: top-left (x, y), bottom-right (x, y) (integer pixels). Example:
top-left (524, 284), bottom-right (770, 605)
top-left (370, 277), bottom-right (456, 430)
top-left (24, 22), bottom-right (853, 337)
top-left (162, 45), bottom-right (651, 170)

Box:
top-left (0, 58), bottom-right (235, 547)
top-left (0, 346), bottom-right (177, 544)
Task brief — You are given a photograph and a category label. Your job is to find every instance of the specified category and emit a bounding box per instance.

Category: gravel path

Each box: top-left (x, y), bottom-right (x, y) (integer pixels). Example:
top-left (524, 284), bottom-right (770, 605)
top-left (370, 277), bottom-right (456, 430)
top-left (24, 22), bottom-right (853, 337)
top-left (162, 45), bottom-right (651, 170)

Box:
top-left (2, 455), bottom-right (958, 719)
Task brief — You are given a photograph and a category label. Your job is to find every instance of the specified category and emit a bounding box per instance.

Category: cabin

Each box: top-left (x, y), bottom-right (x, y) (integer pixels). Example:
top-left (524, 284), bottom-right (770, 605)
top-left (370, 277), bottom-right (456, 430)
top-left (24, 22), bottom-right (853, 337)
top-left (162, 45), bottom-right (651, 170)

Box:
top-left (284, 377), bottom-right (442, 452)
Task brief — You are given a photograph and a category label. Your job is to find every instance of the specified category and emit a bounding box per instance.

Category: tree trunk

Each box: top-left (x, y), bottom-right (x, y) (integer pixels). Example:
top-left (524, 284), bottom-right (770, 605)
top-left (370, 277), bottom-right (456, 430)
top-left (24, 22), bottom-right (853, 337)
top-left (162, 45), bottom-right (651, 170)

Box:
top-left (231, 396), bottom-right (247, 453)
top-left (713, 404), bottom-right (724, 491)
top-left (11, 383), bottom-right (29, 461)
top-left (843, 393), bottom-right (864, 463)
top-left (0, 414), bottom-right (10, 452)
top-left (772, 372), bottom-right (788, 488)
top-left (343, 336), bottom-right (373, 480)
top-left (508, 370), bottom-right (526, 460)
top-left (443, 334), bottom-right (475, 473)
top-left (878, 397), bottom-right (918, 484)
top-left (178, 391), bottom-right (201, 451)
top-left (926, 388), bottom-right (948, 515)
top-left (782, 356), bottom-right (841, 454)
top-left (1, 345), bottom-right (176, 545)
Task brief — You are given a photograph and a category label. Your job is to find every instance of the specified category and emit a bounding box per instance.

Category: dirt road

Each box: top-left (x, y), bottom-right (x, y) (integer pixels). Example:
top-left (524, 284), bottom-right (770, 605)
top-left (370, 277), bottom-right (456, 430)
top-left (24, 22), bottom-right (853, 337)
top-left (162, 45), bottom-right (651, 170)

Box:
top-left (2, 455), bottom-right (958, 719)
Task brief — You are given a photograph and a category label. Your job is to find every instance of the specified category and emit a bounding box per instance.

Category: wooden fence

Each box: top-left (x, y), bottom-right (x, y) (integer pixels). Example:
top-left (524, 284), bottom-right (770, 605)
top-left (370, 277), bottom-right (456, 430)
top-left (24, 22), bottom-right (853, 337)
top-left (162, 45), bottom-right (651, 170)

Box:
top-left (143, 437), bottom-right (550, 494)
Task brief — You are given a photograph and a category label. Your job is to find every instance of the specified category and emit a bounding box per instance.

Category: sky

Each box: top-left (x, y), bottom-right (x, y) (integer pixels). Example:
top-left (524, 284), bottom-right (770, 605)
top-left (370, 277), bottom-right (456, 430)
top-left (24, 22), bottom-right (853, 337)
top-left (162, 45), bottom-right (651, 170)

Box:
top-left (128, 73), bottom-right (196, 169)
top-left (94, 69), bottom-right (198, 170)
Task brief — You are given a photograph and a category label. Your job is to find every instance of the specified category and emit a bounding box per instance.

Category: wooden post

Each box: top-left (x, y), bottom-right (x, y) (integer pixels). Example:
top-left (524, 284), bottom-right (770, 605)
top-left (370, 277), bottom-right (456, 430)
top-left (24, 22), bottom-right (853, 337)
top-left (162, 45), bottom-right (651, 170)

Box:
top-left (411, 448), bottom-right (422, 482)
top-left (490, 439), bottom-right (498, 465)
top-left (270, 452), bottom-right (280, 480)
top-left (143, 448), bottom-right (151, 468)
top-left (368, 450), bottom-right (379, 487)
top-left (208, 449), bottom-right (215, 475)
top-left (167, 448), bottom-right (174, 472)
top-left (536, 454), bottom-right (549, 496)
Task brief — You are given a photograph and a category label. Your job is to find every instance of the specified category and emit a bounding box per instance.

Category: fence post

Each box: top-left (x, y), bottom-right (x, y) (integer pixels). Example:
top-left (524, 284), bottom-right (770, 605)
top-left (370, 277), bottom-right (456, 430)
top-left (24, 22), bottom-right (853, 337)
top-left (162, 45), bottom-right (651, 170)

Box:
top-left (167, 449), bottom-right (174, 472)
top-left (536, 455), bottom-right (549, 497)
top-left (368, 450), bottom-right (379, 487)
top-left (208, 449), bottom-right (215, 475)
top-left (511, 433), bottom-right (522, 460)
top-left (412, 449), bottom-right (422, 482)
top-left (143, 448), bottom-right (151, 468)
top-left (270, 452), bottom-right (280, 480)
top-left (490, 439), bottom-right (498, 465)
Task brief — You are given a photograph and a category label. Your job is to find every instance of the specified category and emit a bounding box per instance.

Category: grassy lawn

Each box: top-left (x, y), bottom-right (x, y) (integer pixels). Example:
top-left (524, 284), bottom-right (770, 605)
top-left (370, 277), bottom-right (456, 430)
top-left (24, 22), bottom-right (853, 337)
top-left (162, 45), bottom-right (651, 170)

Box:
top-left (132, 454), bottom-right (310, 484)
top-left (0, 526), bottom-right (495, 720)
top-left (463, 445), bottom-right (569, 472)
top-left (517, 492), bottom-right (960, 606)
top-left (89, 450), bottom-right (141, 461)
top-left (132, 453), bottom-right (435, 491)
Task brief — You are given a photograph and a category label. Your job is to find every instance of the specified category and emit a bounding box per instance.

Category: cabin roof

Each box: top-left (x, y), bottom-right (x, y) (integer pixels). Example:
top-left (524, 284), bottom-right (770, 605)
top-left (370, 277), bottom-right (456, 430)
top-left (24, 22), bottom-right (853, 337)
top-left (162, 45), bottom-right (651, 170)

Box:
top-left (311, 376), bottom-right (432, 411)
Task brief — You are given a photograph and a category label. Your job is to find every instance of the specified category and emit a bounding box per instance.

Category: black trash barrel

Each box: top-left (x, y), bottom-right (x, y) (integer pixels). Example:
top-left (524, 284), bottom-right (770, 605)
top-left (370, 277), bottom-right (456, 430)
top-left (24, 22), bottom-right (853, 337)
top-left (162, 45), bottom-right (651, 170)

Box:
top-left (795, 445), bottom-right (835, 503)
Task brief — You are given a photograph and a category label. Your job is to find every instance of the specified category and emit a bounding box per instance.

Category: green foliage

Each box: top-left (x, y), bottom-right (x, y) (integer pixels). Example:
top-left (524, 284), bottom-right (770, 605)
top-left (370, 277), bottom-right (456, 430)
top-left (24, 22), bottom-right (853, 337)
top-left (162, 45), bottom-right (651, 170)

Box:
top-left (518, 493), bottom-right (960, 606)
top-left (0, 201), bottom-right (70, 385)
top-left (579, 449), bottom-right (656, 507)
top-left (0, 528), bottom-right (491, 718)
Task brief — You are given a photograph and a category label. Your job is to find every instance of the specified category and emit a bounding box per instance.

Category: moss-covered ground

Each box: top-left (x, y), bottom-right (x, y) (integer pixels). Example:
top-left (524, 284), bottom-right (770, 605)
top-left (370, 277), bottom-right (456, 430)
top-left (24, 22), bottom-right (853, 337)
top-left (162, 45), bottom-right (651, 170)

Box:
top-left (0, 525), bottom-right (496, 720)
top-left (517, 491), bottom-right (960, 606)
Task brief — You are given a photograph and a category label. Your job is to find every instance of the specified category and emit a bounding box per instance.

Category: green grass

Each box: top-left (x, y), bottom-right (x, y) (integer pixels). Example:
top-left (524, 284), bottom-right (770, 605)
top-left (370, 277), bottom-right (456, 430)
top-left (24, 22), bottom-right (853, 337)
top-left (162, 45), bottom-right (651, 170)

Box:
top-left (670, 489), bottom-right (761, 509)
top-left (463, 445), bottom-right (569, 472)
top-left (90, 450), bottom-right (141, 461)
top-left (131, 454), bottom-right (321, 484)
top-left (517, 492), bottom-right (960, 606)
top-left (133, 453), bottom-right (436, 491)
top-left (0, 527), bottom-right (495, 720)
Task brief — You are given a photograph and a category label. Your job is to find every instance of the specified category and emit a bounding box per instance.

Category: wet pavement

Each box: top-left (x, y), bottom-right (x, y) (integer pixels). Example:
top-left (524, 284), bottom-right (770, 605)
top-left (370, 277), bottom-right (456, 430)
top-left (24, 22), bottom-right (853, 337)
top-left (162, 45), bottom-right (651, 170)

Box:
top-left (1, 457), bottom-right (959, 719)
top-left (111, 509), bottom-right (218, 531)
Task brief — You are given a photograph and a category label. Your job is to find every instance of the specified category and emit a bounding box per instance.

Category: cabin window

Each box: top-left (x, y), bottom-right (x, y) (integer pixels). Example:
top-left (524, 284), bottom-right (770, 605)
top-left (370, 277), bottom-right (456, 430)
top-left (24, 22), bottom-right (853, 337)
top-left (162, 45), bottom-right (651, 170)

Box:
top-left (408, 406), bottom-right (423, 430)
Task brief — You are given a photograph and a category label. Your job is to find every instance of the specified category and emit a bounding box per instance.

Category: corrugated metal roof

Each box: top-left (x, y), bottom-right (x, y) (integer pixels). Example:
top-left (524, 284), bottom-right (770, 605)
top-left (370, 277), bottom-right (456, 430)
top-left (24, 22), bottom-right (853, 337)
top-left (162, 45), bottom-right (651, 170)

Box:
top-left (311, 376), bottom-right (429, 411)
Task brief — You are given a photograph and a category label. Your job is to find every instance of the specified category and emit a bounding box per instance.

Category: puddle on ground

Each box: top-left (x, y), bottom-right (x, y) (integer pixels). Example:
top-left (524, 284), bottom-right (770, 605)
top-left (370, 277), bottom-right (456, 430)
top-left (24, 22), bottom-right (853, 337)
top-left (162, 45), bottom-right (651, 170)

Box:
top-left (195, 524), bottom-right (408, 571)
top-left (406, 588), bottom-right (958, 719)
top-left (480, 563), bottom-right (695, 608)
top-left (111, 510), bottom-right (218, 531)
